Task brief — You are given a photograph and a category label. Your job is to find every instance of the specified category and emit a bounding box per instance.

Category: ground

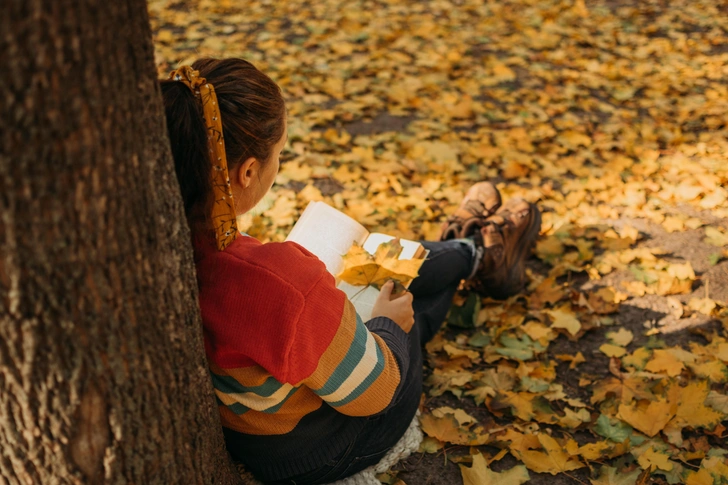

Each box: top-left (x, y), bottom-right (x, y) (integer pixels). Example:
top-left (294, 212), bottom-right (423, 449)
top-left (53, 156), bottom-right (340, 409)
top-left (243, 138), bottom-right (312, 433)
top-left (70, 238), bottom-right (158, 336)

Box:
top-left (148, 0), bottom-right (728, 483)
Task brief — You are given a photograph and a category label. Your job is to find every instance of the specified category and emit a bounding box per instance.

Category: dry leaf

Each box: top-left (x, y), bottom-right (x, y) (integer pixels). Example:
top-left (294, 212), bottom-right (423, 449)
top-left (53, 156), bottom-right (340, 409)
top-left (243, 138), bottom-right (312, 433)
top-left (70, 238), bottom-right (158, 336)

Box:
top-left (617, 397), bottom-right (677, 437)
top-left (338, 239), bottom-right (423, 288)
top-left (517, 434), bottom-right (585, 475)
top-left (460, 453), bottom-right (529, 485)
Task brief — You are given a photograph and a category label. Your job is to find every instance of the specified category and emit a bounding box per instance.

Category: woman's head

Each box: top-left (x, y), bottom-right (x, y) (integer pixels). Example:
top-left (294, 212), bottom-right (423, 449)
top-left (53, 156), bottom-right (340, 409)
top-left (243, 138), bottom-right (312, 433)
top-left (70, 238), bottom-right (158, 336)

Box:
top-left (161, 58), bottom-right (286, 234)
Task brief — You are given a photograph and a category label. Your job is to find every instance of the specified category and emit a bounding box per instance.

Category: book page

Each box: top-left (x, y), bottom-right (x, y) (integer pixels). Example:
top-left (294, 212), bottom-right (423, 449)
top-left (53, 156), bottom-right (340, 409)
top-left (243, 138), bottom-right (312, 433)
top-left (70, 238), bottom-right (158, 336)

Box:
top-left (286, 201), bottom-right (369, 275)
top-left (337, 282), bottom-right (378, 321)
top-left (364, 233), bottom-right (423, 260)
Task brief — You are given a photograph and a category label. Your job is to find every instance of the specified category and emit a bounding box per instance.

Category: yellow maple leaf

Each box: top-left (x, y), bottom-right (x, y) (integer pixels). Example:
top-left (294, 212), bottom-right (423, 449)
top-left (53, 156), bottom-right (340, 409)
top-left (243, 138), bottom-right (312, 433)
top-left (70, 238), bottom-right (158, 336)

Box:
top-left (491, 391), bottom-right (536, 421)
top-left (644, 349), bottom-right (684, 377)
top-left (636, 446), bottom-right (673, 472)
top-left (337, 239), bottom-right (422, 289)
top-left (517, 434), bottom-right (585, 475)
top-left (688, 360), bottom-right (728, 383)
top-left (460, 453), bottom-right (529, 485)
top-left (617, 397), bottom-right (677, 437)
top-left (498, 429), bottom-right (542, 455)
top-left (559, 408), bottom-right (591, 429)
top-left (576, 441), bottom-right (612, 461)
top-left (600, 343), bottom-right (627, 358)
top-left (670, 381), bottom-right (725, 430)
top-left (622, 347), bottom-right (651, 370)
top-left (431, 406), bottom-right (477, 426)
top-left (419, 412), bottom-right (488, 446)
top-left (545, 304), bottom-right (582, 336)
top-left (591, 376), bottom-right (652, 404)
top-left (685, 468), bottom-right (714, 485)
top-left (607, 328), bottom-right (634, 346)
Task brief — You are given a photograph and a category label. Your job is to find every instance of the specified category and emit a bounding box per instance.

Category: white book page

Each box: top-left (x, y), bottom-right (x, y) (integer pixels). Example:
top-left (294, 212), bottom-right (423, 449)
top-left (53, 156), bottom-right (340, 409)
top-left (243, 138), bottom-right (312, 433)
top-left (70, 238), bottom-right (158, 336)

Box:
top-left (286, 201), bottom-right (369, 275)
top-left (364, 233), bottom-right (422, 260)
top-left (337, 282), bottom-right (378, 321)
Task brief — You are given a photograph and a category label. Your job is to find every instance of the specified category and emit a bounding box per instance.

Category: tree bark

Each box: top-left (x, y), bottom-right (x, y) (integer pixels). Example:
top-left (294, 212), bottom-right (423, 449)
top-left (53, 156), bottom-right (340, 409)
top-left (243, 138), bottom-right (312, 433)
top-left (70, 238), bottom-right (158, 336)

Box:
top-left (0, 1), bottom-right (244, 483)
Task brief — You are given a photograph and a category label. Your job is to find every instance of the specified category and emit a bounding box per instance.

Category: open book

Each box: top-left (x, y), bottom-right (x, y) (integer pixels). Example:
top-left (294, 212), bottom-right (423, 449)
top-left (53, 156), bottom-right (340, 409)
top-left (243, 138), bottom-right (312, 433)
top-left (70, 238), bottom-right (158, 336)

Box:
top-left (286, 201), bottom-right (427, 320)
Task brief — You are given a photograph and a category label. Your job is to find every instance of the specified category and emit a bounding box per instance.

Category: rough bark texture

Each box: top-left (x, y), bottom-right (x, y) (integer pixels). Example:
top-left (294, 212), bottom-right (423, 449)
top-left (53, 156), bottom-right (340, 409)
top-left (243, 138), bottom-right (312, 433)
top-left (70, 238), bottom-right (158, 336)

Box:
top-left (0, 1), bottom-right (243, 483)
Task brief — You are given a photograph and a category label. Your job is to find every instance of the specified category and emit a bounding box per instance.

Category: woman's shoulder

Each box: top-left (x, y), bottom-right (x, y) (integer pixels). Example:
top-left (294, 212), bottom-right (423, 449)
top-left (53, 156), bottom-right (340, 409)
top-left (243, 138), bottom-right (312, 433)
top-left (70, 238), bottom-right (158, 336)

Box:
top-left (199, 235), bottom-right (329, 295)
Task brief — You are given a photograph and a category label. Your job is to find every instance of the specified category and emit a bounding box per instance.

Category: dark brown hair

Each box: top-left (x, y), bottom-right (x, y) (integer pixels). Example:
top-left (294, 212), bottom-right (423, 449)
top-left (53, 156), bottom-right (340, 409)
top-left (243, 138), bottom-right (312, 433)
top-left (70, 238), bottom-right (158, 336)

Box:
top-left (160, 58), bottom-right (286, 234)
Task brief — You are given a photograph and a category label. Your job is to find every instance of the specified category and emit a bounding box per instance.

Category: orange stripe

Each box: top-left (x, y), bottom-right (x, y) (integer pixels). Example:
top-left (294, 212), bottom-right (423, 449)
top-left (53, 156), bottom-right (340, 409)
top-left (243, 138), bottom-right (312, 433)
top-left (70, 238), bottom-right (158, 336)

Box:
top-left (301, 300), bottom-right (358, 387)
top-left (334, 333), bottom-right (401, 416)
top-left (210, 362), bottom-right (272, 387)
top-left (220, 387), bottom-right (323, 435)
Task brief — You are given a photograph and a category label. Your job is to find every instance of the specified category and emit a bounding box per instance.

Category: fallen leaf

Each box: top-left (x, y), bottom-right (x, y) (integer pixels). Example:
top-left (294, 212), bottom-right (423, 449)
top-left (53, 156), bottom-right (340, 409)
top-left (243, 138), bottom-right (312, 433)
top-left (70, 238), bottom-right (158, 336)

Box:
top-left (517, 433), bottom-right (585, 474)
top-left (545, 304), bottom-right (582, 336)
top-left (645, 349), bottom-right (685, 377)
top-left (600, 344), bottom-right (627, 358)
top-left (594, 414), bottom-right (633, 443)
top-left (670, 381), bottom-right (725, 430)
top-left (688, 297), bottom-right (717, 316)
top-left (636, 446), bottom-right (673, 472)
top-left (590, 465), bottom-right (643, 485)
top-left (704, 227), bottom-right (728, 247)
top-left (460, 453), bottom-right (529, 485)
top-left (338, 239), bottom-right (423, 288)
top-left (617, 397), bottom-right (676, 437)
top-left (607, 328), bottom-right (634, 347)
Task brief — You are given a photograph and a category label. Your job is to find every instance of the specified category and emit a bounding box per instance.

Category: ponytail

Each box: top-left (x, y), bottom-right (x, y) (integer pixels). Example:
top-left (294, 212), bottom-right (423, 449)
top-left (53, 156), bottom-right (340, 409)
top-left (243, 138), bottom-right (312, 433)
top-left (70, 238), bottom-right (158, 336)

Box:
top-left (160, 80), bottom-right (213, 232)
top-left (160, 58), bottom-right (286, 237)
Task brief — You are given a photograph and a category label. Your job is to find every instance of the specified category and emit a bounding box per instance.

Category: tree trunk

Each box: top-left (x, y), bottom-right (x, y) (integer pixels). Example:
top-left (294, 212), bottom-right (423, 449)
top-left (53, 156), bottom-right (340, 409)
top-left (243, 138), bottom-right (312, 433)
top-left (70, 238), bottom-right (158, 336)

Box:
top-left (0, 1), bottom-right (244, 483)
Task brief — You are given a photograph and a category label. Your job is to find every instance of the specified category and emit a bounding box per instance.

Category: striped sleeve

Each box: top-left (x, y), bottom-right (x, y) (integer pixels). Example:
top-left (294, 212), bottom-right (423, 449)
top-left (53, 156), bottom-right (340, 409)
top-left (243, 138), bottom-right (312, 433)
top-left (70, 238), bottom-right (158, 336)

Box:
top-left (302, 300), bottom-right (410, 417)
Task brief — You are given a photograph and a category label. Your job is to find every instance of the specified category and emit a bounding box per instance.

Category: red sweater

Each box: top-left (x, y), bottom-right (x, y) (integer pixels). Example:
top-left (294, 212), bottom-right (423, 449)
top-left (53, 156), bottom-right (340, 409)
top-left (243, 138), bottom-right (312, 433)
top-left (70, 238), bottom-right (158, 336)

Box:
top-left (194, 234), bottom-right (411, 481)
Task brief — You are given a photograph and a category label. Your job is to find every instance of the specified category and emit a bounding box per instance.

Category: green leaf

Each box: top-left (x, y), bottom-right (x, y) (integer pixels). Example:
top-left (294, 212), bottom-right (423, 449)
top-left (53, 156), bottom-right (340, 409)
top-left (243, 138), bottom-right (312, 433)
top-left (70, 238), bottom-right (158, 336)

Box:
top-left (520, 376), bottom-right (550, 393)
top-left (497, 334), bottom-right (545, 361)
top-left (594, 414), bottom-right (633, 443)
top-left (468, 330), bottom-right (491, 348)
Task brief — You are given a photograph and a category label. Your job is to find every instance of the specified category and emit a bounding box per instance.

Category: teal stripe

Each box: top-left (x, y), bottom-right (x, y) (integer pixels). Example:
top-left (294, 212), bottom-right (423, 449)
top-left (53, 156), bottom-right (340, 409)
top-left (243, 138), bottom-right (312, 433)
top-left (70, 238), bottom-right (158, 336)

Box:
top-left (210, 373), bottom-right (284, 397)
top-left (228, 402), bottom-right (250, 415)
top-left (330, 341), bottom-right (386, 407)
top-left (261, 386), bottom-right (299, 414)
top-left (316, 316), bottom-right (369, 396)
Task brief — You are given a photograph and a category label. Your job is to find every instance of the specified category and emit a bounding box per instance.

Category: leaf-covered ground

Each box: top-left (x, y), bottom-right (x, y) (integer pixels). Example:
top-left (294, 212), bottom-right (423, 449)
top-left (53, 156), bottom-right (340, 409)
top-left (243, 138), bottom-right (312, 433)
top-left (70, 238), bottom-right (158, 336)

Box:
top-left (149, 0), bottom-right (728, 483)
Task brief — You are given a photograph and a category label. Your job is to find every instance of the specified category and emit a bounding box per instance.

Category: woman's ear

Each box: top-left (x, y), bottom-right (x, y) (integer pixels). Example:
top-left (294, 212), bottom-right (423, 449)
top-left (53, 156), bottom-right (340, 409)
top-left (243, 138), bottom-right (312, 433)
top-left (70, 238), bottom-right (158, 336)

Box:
top-left (236, 156), bottom-right (259, 189)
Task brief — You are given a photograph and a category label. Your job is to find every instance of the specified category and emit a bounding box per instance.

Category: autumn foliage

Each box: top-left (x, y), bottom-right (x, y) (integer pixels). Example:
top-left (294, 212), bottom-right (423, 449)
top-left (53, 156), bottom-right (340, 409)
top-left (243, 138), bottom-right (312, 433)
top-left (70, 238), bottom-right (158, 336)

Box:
top-left (150, 0), bottom-right (728, 483)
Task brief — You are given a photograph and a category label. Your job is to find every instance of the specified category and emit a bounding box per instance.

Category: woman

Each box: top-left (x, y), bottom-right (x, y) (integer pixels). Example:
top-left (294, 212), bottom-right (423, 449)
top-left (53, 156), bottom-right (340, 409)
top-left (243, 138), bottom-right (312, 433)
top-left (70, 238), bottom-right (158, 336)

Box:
top-left (160, 58), bottom-right (540, 485)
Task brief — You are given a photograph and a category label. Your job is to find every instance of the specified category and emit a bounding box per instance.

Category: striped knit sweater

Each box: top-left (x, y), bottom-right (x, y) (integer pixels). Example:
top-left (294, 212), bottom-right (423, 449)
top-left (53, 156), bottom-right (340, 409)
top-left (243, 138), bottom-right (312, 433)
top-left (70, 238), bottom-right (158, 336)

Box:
top-left (194, 235), bottom-right (411, 482)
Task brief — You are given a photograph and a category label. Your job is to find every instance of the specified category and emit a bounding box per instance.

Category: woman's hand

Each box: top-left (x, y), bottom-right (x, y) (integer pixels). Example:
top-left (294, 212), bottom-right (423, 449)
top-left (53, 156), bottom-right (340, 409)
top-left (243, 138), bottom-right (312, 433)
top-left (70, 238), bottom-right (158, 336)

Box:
top-left (371, 281), bottom-right (415, 333)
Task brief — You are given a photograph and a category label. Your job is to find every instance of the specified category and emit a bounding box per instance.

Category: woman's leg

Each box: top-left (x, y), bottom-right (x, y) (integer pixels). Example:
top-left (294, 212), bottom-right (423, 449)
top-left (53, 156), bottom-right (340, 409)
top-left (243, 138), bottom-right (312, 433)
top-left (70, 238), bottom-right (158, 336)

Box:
top-left (407, 239), bottom-right (476, 298)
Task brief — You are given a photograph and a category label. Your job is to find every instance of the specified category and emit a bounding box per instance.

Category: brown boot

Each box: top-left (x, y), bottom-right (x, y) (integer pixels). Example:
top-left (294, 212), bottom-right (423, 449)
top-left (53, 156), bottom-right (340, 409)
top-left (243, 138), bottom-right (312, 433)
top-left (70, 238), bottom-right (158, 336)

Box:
top-left (439, 182), bottom-right (502, 241)
top-left (469, 198), bottom-right (541, 299)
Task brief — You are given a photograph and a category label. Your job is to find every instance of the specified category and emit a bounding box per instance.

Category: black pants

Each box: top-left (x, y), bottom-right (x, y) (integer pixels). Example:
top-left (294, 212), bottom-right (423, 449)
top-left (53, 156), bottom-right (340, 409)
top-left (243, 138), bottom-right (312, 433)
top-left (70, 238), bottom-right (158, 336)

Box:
top-left (280, 239), bottom-right (474, 484)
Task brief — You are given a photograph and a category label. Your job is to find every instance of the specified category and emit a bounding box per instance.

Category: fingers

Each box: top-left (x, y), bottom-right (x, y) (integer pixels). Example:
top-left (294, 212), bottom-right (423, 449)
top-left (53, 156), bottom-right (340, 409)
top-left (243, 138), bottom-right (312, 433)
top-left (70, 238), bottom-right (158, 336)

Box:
top-left (380, 280), bottom-right (394, 297)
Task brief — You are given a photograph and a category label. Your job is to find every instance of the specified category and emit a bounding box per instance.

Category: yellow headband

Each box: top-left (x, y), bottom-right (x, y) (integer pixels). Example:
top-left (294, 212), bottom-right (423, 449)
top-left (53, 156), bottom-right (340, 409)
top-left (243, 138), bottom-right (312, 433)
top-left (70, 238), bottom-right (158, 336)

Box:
top-left (169, 66), bottom-right (238, 251)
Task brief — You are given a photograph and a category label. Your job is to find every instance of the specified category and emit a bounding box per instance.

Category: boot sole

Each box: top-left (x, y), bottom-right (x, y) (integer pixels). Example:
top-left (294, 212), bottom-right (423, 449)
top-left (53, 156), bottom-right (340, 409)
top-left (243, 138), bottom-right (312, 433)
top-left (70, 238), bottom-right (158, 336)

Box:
top-left (440, 200), bottom-right (503, 241)
top-left (482, 203), bottom-right (542, 300)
